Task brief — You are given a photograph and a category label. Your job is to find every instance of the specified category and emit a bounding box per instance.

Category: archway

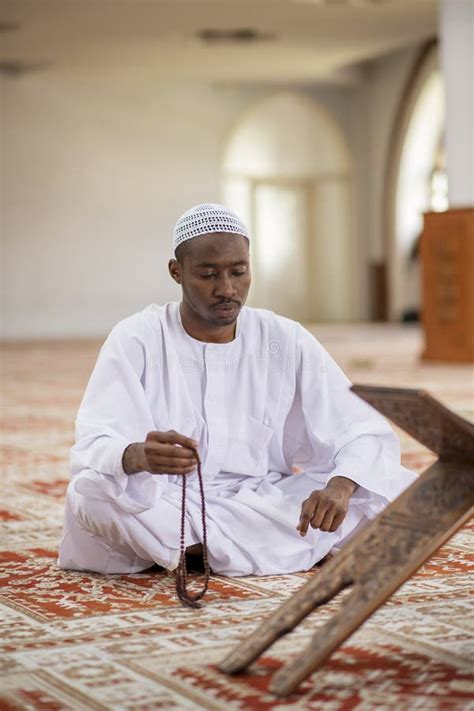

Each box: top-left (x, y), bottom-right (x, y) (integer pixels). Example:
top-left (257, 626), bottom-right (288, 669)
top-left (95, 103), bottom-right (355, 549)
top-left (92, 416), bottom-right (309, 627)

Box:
top-left (385, 44), bottom-right (447, 322)
top-left (222, 92), bottom-right (353, 322)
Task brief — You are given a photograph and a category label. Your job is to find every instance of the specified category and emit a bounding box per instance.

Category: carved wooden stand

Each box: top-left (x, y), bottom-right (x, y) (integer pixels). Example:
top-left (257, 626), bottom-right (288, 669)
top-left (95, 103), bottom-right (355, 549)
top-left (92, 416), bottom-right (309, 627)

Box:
top-left (219, 385), bottom-right (474, 696)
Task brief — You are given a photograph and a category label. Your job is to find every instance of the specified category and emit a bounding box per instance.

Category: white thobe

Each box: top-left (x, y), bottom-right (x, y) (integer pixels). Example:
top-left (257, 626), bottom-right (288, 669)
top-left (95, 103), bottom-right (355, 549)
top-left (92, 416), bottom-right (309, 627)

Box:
top-left (58, 303), bottom-right (416, 576)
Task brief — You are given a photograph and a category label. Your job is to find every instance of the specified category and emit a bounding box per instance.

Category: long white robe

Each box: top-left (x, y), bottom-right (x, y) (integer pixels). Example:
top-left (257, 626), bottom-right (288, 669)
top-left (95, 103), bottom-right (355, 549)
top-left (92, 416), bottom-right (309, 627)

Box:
top-left (58, 303), bottom-right (416, 576)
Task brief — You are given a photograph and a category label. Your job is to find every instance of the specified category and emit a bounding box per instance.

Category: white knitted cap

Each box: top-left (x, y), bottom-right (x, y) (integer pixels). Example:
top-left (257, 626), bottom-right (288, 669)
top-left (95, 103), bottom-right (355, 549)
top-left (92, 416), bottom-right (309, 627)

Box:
top-left (173, 203), bottom-right (250, 250)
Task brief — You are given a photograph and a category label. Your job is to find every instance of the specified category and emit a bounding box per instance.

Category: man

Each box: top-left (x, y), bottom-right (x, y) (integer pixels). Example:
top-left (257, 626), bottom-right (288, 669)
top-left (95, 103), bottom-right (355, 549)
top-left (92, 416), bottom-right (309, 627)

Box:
top-left (58, 203), bottom-right (415, 576)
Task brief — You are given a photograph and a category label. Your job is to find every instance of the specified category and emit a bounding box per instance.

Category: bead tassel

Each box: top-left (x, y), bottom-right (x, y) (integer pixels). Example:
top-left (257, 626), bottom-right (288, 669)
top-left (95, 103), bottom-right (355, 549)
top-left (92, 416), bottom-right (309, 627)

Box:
top-left (175, 449), bottom-right (210, 608)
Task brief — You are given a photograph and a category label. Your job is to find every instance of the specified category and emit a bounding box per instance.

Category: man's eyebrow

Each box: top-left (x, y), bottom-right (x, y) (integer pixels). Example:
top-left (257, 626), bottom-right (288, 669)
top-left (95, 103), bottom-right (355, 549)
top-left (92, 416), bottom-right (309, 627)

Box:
top-left (195, 260), bottom-right (248, 268)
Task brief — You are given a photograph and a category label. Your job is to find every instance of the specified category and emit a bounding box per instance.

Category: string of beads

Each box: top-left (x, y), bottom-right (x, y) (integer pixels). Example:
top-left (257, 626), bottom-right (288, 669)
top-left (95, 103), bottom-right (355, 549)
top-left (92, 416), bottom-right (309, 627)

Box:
top-left (176, 448), bottom-right (210, 608)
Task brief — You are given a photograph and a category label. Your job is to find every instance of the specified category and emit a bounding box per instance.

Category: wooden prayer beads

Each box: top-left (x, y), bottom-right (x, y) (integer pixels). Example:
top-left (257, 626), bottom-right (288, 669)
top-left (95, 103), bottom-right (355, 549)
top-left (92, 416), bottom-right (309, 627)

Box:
top-left (176, 448), bottom-right (210, 608)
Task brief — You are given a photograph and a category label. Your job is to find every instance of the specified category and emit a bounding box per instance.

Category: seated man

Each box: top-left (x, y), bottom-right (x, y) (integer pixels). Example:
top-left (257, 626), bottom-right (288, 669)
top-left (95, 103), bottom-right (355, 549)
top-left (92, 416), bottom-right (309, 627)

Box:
top-left (58, 203), bottom-right (416, 577)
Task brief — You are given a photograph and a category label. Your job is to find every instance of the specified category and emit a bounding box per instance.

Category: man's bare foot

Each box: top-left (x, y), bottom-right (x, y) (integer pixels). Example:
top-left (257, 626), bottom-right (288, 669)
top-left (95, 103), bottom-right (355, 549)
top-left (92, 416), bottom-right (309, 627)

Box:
top-left (140, 563), bottom-right (166, 573)
top-left (186, 543), bottom-right (203, 556)
top-left (184, 543), bottom-right (207, 573)
top-left (314, 553), bottom-right (333, 568)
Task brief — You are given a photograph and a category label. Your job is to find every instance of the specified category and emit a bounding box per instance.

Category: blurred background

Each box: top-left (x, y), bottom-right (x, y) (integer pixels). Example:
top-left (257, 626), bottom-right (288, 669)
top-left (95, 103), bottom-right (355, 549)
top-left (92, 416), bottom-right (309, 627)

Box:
top-left (0, 0), bottom-right (472, 341)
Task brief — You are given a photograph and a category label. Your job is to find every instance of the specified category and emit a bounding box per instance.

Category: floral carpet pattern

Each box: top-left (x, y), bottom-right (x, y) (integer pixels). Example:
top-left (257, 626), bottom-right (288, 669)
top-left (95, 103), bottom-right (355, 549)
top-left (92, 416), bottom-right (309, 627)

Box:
top-left (1, 324), bottom-right (473, 710)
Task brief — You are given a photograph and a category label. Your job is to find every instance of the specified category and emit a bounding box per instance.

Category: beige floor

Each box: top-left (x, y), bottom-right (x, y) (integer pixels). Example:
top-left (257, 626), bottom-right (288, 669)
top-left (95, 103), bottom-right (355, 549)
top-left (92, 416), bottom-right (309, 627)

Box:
top-left (308, 322), bottom-right (474, 420)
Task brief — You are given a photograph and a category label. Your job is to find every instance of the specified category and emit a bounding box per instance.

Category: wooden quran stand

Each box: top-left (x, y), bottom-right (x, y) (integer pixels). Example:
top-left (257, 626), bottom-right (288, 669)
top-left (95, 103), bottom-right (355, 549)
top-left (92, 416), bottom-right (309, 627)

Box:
top-left (219, 385), bottom-right (474, 697)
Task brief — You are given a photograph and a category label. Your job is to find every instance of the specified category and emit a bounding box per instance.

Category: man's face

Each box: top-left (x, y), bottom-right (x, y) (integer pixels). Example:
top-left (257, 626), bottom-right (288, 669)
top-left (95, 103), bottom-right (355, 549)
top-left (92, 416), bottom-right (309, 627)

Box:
top-left (169, 232), bottom-right (251, 328)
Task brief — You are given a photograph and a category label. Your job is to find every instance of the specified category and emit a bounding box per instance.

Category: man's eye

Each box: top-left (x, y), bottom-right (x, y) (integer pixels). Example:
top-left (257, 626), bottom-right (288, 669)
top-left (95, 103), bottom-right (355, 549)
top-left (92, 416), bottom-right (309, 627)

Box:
top-left (232, 271), bottom-right (246, 277)
top-left (200, 273), bottom-right (216, 279)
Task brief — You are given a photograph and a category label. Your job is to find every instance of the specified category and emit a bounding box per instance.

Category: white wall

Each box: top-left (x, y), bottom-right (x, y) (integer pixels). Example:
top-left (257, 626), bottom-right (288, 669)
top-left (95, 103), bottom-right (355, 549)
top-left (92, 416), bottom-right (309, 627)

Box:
top-left (440, 0), bottom-right (474, 207)
top-left (0, 74), bottom-right (5, 327)
top-left (1, 70), bottom-right (266, 338)
top-left (223, 91), bottom-right (354, 322)
top-left (1, 68), bottom-right (355, 338)
top-left (348, 46), bottom-right (421, 317)
top-left (1, 43), bottom-right (422, 338)
top-left (362, 46), bottom-right (420, 265)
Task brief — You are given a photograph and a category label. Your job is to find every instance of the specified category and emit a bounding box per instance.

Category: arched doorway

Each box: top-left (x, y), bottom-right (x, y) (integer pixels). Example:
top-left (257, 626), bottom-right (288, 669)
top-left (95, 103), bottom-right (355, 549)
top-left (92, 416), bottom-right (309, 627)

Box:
top-left (385, 44), bottom-right (447, 322)
top-left (222, 92), bottom-right (354, 322)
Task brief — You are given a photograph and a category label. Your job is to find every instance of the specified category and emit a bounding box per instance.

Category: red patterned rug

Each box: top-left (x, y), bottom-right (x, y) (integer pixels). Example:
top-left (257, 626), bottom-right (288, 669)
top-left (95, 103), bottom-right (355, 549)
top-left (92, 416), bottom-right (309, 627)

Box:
top-left (1, 325), bottom-right (473, 710)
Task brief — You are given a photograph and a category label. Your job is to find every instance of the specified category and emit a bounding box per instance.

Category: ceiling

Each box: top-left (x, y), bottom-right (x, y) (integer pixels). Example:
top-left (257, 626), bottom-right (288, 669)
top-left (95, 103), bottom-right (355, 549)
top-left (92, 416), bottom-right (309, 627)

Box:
top-left (0, 0), bottom-right (439, 83)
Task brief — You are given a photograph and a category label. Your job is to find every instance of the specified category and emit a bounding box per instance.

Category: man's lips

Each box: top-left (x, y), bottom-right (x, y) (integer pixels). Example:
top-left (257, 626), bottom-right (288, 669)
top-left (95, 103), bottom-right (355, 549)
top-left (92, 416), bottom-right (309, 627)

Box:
top-left (212, 302), bottom-right (239, 312)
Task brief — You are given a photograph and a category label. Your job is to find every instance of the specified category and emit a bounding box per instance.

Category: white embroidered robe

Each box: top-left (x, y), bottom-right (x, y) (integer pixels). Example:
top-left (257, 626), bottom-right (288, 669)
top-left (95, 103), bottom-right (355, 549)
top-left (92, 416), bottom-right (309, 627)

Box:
top-left (58, 303), bottom-right (416, 576)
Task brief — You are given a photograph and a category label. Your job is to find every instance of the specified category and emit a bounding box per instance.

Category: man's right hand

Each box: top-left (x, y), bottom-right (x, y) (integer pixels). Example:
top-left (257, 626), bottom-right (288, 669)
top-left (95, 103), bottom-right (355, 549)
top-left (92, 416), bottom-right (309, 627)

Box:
top-left (122, 430), bottom-right (199, 476)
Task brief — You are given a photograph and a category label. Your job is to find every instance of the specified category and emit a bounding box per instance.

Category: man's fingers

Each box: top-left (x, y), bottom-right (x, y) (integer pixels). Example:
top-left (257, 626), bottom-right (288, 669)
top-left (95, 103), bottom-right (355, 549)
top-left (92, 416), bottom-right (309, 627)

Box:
top-left (297, 515), bottom-right (309, 536)
top-left (151, 463), bottom-right (197, 475)
top-left (318, 509), bottom-right (336, 532)
top-left (167, 466), bottom-right (196, 475)
top-left (147, 454), bottom-right (196, 468)
top-left (310, 500), bottom-right (329, 530)
top-left (298, 489), bottom-right (350, 535)
top-left (142, 430), bottom-right (202, 475)
top-left (147, 430), bottom-right (198, 450)
top-left (329, 510), bottom-right (347, 532)
top-left (167, 431), bottom-right (199, 451)
top-left (298, 496), bottom-right (319, 536)
top-left (296, 499), bottom-right (313, 536)
top-left (145, 441), bottom-right (197, 460)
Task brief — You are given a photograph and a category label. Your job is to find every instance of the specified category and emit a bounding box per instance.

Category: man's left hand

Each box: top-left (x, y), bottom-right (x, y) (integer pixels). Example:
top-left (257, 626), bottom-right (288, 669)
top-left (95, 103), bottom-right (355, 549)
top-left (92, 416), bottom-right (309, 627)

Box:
top-left (297, 476), bottom-right (357, 536)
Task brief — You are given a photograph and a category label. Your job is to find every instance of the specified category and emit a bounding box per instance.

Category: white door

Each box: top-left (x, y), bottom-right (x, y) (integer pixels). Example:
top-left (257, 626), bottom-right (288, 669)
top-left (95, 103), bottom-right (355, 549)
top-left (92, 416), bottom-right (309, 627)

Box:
top-left (251, 182), bottom-right (310, 322)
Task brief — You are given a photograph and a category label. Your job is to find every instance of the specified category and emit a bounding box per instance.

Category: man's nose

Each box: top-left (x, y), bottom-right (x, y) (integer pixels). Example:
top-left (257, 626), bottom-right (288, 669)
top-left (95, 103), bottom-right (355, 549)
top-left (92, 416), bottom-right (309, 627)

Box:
top-left (214, 274), bottom-right (236, 298)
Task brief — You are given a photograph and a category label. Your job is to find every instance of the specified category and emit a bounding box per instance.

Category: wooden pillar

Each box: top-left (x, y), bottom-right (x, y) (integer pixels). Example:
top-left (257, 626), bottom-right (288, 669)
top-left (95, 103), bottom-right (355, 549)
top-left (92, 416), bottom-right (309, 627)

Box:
top-left (369, 261), bottom-right (388, 321)
top-left (421, 208), bottom-right (474, 362)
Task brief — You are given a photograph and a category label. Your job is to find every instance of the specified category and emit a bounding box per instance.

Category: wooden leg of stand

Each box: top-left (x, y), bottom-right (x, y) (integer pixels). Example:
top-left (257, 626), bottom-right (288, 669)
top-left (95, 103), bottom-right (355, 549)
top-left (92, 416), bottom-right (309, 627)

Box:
top-left (220, 460), bottom-right (474, 695)
top-left (270, 583), bottom-right (372, 696)
top-left (219, 549), bottom-right (354, 674)
top-left (269, 473), bottom-right (473, 696)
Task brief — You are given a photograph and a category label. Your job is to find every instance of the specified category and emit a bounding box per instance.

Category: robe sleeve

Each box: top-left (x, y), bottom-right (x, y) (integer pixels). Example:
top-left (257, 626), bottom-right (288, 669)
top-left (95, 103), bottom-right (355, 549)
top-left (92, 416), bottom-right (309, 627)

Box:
top-left (70, 315), bottom-right (159, 508)
top-left (288, 325), bottom-right (416, 502)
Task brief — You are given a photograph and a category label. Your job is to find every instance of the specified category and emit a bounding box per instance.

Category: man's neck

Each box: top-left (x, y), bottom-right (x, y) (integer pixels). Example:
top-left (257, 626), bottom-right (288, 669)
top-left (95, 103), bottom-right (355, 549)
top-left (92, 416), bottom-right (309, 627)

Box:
top-left (179, 304), bottom-right (236, 343)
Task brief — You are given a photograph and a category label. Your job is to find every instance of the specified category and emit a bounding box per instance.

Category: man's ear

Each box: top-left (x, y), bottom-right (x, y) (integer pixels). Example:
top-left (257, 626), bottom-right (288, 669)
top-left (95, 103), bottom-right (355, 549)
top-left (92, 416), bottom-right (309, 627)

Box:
top-left (168, 259), bottom-right (182, 285)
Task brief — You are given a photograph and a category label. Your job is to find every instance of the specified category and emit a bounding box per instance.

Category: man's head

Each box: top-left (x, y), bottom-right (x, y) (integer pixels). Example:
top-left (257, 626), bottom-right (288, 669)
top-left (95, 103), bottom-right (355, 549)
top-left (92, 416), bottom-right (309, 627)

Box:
top-left (168, 204), bottom-right (251, 337)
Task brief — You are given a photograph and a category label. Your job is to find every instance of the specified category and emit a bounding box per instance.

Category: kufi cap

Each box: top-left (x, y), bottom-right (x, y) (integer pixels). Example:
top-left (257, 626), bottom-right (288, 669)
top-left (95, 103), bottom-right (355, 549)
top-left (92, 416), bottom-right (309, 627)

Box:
top-left (173, 203), bottom-right (250, 250)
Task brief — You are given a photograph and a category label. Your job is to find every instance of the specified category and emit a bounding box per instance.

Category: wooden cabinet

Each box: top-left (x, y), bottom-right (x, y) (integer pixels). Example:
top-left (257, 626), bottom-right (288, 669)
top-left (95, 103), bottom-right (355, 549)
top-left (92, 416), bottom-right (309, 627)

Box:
top-left (421, 208), bottom-right (474, 362)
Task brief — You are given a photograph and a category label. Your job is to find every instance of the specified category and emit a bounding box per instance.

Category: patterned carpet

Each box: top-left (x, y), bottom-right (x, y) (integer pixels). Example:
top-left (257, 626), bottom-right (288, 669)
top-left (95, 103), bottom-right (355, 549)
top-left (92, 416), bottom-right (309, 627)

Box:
top-left (1, 324), bottom-right (473, 710)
